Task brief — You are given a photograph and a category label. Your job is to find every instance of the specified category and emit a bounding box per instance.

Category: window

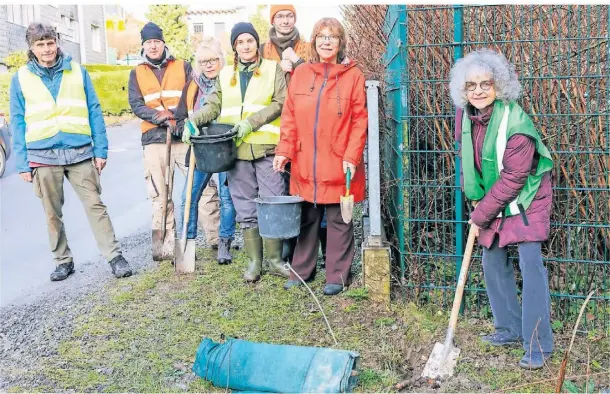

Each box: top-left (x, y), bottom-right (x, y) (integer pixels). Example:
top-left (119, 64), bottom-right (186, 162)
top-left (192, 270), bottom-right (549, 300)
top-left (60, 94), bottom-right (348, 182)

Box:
top-left (7, 5), bottom-right (35, 27)
top-left (214, 22), bottom-right (225, 39)
top-left (91, 25), bottom-right (101, 52)
top-left (193, 23), bottom-right (204, 34)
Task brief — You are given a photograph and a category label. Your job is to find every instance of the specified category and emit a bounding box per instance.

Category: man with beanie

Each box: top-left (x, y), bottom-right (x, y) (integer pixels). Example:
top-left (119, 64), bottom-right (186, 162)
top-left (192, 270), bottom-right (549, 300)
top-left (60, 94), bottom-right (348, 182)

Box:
top-left (10, 22), bottom-right (133, 281)
top-left (189, 22), bottom-right (289, 283)
top-left (128, 22), bottom-right (193, 261)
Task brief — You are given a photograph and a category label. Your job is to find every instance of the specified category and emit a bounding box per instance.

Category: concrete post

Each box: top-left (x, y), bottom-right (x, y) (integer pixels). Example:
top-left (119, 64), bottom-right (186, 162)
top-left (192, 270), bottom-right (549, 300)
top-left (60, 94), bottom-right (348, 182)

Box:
top-left (362, 80), bottom-right (391, 308)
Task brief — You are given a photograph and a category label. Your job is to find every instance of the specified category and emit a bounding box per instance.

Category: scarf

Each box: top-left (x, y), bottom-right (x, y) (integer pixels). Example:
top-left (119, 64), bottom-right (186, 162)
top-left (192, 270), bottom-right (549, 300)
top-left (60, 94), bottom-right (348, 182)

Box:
top-left (269, 27), bottom-right (300, 55)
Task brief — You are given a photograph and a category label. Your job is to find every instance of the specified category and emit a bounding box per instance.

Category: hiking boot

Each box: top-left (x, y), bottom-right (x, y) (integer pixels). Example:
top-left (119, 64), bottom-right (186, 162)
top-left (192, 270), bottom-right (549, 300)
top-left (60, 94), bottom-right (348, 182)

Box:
top-left (109, 255), bottom-right (133, 278)
top-left (284, 280), bottom-right (302, 290)
top-left (217, 237), bottom-right (232, 265)
top-left (243, 227), bottom-right (263, 282)
top-left (264, 238), bottom-right (290, 278)
top-left (519, 351), bottom-right (552, 370)
top-left (50, 262), bottom-right (75, 281)
top-left (481, 330), bottom-right (522, 346)
top-left (323, 283), bottom-right (344, 296)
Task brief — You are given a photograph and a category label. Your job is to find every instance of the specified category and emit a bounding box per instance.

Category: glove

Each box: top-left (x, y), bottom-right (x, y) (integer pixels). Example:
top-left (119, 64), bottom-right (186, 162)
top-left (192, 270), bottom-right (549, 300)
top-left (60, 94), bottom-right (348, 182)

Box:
top-left (182, 119), bottom-right (200, 145)
top-left (152, 110), bottom-right (174, 125)
top-left (232, 120), bottom-right (253, 139)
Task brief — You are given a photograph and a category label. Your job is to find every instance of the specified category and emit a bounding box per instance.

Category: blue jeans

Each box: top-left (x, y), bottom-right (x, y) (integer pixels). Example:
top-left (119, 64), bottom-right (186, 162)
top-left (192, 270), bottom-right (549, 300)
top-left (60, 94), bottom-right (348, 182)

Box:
top-left (180, 169), bottom-right (236, 240)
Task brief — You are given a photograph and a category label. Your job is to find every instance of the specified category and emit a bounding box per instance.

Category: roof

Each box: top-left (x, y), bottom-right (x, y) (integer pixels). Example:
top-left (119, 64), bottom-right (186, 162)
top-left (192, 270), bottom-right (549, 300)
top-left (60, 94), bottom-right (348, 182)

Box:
top-left (186, 7), bottom-right (245, 15)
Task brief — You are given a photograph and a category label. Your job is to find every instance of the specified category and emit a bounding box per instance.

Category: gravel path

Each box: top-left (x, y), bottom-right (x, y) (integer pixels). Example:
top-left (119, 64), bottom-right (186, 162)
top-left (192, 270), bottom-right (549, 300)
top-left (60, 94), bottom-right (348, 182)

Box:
top-left (0, 229), bottom-right (243, 391)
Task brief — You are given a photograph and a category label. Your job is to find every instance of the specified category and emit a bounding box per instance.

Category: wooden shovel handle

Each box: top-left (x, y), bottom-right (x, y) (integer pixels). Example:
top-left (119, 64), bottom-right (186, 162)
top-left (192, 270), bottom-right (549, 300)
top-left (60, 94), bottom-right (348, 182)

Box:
top-left (447, 224), bottom-right (478, 331)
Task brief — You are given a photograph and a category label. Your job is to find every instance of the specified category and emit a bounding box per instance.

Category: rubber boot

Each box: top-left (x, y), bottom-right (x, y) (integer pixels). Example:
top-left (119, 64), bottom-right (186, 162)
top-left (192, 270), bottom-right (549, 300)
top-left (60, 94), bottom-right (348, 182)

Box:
top-left (264, 238), bottom-right (290, 278)
top-left (319, 226), bottom-right (327, 268)
top-left (243, 227), bottom-right (263, 282)
top-left (217, 237), bottom-right (232, 265)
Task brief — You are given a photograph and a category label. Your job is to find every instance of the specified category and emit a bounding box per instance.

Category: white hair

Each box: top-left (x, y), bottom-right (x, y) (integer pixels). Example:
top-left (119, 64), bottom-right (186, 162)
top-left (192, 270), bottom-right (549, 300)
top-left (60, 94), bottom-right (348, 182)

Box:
top-left (194, 37), bottom-right (225, 75)
top-left (449, 48), bottom-right (522, 109)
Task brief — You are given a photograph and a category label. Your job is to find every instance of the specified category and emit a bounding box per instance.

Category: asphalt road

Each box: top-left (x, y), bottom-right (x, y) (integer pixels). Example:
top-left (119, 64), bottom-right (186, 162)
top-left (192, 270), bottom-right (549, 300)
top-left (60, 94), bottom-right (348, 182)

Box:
top-left (0, 120), bottom-right (187, 307)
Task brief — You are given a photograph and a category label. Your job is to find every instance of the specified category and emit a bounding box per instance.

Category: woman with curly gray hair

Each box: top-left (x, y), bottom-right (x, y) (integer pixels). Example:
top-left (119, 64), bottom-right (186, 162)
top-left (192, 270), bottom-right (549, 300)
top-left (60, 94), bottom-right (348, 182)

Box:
top-left (450, 49), bottom-right (555, 369)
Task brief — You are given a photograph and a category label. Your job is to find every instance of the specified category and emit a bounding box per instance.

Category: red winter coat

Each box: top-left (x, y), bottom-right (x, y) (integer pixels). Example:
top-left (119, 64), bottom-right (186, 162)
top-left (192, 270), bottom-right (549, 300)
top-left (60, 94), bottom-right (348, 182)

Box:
top-left (276, 62), bottom-right (368, 204)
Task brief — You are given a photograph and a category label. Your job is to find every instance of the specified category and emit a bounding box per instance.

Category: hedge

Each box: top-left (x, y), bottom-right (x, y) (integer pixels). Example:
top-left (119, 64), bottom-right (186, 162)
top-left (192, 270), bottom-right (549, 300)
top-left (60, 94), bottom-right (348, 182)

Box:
top-left (0, 69), bottom-right (132, 118)
top-left (83, 64), bottom-right (135, 72)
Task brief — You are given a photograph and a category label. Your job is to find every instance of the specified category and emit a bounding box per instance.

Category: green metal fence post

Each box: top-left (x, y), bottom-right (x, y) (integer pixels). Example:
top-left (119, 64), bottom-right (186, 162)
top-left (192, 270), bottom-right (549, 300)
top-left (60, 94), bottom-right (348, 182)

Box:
top-left (453, 5), bottom-right (465, 281)
top-left (397, 5), bottom-right (407, 282)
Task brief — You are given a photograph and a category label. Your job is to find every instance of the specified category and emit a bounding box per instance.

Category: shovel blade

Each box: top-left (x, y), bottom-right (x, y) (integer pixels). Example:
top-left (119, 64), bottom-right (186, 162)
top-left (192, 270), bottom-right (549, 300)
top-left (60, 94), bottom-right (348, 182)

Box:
top-left (174, 239), bottom-right (196, 273)
top-left (152, 230), bottom-right (174, 261)
top-left (340, 196), bottom-right (354, 224)
top-left (421, 342), bottom-right (461, 380)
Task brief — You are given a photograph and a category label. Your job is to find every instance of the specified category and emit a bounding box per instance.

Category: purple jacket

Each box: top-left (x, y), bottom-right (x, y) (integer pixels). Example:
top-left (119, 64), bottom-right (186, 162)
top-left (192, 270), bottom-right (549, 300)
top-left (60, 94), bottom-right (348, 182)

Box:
top-left (455, 106), bottom-right (552, 249)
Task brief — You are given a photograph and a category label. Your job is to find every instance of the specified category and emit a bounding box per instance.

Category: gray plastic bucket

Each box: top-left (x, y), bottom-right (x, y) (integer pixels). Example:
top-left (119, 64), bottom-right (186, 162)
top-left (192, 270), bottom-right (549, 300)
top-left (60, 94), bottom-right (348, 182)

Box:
top-left (254, 195), bottom-right (304, 239)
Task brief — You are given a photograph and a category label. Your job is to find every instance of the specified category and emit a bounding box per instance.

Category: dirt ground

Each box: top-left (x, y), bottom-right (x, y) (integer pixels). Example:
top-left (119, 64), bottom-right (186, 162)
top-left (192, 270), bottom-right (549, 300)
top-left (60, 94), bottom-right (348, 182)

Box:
top-left (1, 232), bottom-right (609, 392)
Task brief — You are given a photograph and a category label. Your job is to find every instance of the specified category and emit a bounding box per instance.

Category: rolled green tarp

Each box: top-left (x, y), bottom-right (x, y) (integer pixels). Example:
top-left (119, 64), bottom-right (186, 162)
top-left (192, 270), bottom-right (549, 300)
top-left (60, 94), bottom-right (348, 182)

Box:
top-left (192, 337), bottom-right (360, 393)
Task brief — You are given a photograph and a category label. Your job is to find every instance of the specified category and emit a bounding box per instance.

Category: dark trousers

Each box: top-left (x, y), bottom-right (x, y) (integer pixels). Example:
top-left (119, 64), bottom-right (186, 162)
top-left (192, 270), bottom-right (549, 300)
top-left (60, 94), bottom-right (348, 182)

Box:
top-left (291, 202), bottom-right (354, 285)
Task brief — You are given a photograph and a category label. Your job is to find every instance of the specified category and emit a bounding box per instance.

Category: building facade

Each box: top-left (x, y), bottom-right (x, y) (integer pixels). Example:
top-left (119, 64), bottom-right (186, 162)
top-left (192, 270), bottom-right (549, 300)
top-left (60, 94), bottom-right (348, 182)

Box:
top-left (0, 4), bottom-right (108, 71)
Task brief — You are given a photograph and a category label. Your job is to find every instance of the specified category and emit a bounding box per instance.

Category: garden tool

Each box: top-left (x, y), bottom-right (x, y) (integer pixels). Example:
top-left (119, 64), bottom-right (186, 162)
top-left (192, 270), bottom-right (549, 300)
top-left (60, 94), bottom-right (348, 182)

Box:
top-left (421, 223), bottom-right (477, 380)
top-left (340, 167), bottom-right (354, 224)
top-left (152, 124), bottom-right (173, 261)
top-left (174, 148), bottom-right (197, 273)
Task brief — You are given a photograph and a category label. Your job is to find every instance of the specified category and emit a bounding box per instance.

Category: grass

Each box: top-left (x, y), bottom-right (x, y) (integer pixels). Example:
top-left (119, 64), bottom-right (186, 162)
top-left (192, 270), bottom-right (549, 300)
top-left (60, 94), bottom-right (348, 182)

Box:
top-left (6, 247), bottom-right (610, 393)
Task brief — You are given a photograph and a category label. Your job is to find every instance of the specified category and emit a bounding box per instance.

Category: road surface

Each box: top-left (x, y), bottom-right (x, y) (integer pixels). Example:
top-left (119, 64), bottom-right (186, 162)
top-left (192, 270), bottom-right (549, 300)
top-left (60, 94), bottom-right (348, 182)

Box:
top-left (0, 120), bottom-right (187, 307)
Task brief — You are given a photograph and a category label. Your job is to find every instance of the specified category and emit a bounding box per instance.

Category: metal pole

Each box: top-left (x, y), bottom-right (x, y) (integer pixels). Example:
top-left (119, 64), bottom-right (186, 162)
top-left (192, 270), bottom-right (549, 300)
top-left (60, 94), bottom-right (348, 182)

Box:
top-left (366, 80), bottom-right (383, 247)
top-left (453, 5), bottom-right (465, 282)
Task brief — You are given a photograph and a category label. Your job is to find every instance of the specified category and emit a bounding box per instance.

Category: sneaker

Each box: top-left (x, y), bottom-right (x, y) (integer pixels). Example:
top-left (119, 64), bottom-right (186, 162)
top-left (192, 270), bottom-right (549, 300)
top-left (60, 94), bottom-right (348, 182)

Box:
top-left (50, 262), bottom-right (75, 281)
top-left (109, 255), bottom-right (133, 278)
top-left (323, 283), bottom-right (344, 296)
top-left (519, 351), bottom-right (552, 369)
top-left (481, 330), bottom-right (522, 346)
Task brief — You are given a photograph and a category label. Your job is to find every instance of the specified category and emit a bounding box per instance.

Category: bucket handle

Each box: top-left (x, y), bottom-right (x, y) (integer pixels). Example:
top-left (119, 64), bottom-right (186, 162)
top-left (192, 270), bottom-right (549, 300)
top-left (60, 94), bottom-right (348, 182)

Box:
top-left (258, 167), bottom-right (302, 198)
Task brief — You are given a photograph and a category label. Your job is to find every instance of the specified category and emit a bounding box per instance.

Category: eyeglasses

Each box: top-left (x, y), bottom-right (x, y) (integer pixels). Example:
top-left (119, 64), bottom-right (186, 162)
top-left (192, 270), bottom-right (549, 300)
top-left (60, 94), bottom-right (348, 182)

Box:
top-left (198, 58), bottom-right (219, 66)
top-left (465, 80), bottom-right (494, 91)
top-left (274, 13), bottom-right (295, 22)
top-left (316, 34), bottom-right (340, 44)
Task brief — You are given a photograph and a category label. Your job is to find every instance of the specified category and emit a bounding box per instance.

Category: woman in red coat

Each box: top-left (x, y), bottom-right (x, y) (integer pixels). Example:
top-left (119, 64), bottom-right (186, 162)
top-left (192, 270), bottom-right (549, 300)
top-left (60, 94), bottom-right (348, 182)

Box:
top-left (273, 17), bottom-right (368, 295)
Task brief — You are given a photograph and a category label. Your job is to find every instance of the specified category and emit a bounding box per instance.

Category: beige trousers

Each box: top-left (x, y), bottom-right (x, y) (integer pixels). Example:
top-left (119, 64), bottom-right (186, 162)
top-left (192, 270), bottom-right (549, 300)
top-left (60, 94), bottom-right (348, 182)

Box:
top-left (32, 159), bottom-right (121, 266)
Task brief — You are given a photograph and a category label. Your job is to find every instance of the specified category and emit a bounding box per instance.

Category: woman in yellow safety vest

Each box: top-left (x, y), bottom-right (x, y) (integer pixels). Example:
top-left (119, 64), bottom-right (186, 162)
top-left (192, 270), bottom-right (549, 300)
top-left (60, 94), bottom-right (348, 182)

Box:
top-left (187, 22), bottom-right (289, 283)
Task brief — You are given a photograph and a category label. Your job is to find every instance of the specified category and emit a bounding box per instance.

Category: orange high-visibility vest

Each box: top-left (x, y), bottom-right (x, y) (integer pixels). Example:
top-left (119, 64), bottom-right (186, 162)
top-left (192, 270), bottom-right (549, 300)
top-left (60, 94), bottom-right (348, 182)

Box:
top-left (135, 59), bottom-right (186, 133)
top-left (185, 80), bottom-right (199, 116)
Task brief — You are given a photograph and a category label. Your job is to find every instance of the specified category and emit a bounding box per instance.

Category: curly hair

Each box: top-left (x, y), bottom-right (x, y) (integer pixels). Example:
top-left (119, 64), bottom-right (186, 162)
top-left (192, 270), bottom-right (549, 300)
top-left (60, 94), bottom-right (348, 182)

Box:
top-left (449, 48), bottom-right (522, 109)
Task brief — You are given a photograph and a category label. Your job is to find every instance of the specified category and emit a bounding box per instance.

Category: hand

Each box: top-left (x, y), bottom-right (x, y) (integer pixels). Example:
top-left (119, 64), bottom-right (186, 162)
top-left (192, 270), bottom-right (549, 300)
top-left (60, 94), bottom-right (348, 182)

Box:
top-left (94, 158), bottom-right (107, 175)
top-left (468, 219), bottom-right (480, 237)
top-left (182, 119), bottom-right (200, 145)
top-left (342, 161), bottom-right (356, 178)
top-left (152, 110), bottom-right (174, 125)
top-left (20, 172), bottom-right (32, 183)
top-left (232, 120), bottom-right (253, 139)
top-left (164, 118), bottom-right (180, 137)
top-left (341, 56), bottom-right (351, 65)
top-left (273, 155), bottom-right (289, 172)
top-left (282, 47), bottom-right (300, 63)
top-left (280, 59), bottom-right (293, 73)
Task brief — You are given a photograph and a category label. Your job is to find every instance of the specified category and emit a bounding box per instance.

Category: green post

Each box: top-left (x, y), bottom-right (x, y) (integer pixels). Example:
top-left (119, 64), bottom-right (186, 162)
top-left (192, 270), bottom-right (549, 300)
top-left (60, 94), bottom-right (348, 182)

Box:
top-left (397, 5), bottom-right (407, 283)
top-left (453, 5), bottom-right (465, 283)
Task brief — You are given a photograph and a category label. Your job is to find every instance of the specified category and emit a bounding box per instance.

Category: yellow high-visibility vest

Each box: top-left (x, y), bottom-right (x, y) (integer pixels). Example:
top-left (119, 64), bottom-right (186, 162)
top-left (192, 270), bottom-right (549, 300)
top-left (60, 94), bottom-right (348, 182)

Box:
top-left (217, 58), bottom-right (280, 146)
top-left (18, 61), bottom-right (91, 143)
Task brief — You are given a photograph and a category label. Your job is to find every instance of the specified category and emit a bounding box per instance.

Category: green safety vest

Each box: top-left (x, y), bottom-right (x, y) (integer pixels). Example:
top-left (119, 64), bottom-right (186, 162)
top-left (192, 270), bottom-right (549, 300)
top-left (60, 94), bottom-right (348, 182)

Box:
top-left (462, 100), bottom-right (553, 218)
top-left (18, 61), bottom-right (91, 143)
top-left (217, 58), bottom-right (281, 147)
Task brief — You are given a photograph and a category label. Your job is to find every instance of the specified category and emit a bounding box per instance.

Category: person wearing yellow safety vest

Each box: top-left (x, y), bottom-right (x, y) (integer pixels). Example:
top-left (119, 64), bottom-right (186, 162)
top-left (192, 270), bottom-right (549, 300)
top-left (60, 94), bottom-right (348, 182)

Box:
top-left (128, 22), bottom-right (193, 261)
top-left (187, 22), bottom-right (289, 283)
top-left (10, 22), bottom-right (133, 281)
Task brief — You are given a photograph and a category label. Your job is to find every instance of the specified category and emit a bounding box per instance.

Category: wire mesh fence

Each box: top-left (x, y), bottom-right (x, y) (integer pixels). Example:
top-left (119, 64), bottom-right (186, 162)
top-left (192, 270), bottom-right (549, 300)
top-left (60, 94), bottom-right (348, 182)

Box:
top-left (378, 4), bottom-right (610, 331)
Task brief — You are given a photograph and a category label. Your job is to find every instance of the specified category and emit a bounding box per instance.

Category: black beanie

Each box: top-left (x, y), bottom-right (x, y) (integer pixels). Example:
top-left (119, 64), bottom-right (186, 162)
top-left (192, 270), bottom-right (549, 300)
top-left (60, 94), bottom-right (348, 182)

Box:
top-left (141, 22), bottom-right (164, 44)
top-left (230, 22), bottom-right (260, 49)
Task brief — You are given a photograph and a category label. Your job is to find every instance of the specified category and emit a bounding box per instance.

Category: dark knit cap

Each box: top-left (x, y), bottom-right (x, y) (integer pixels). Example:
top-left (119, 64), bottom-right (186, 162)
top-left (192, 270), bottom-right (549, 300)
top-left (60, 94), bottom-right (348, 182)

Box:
top-left (230, 22), bottom-right (260, 49)
top-left (141, 22), bottom-right (164, 44)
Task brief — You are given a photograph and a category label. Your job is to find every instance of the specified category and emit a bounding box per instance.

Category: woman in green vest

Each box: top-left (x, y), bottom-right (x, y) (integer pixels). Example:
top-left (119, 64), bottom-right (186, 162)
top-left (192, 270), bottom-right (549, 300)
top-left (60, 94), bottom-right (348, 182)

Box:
top-left (450, 49), bottom-right (555, 370)
top-left (187, 22), bottom-right (289, 283)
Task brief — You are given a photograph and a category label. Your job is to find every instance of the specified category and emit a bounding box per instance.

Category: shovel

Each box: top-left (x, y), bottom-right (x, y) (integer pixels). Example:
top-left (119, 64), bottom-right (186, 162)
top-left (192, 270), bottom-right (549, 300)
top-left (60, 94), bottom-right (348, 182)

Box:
top-left (152, 125), bottom-right (173, 261)
top-left (421, 223), bottom-right (478, 380)
top-left (340, 167), bottom-right (354, 224)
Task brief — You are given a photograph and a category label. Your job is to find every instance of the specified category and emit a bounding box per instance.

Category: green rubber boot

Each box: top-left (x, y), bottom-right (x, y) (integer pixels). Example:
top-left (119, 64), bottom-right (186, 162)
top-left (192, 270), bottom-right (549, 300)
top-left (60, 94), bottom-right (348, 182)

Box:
top-left (264, 238), bottom-right (290, 278)
top-left (243, 227), bottom-right (263, 282)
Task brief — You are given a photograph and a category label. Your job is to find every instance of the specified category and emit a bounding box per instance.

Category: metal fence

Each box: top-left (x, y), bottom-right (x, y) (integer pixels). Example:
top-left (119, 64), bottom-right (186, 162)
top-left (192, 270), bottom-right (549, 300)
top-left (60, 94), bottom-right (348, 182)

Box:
top-left (382, 4), bottom-right (610, 331)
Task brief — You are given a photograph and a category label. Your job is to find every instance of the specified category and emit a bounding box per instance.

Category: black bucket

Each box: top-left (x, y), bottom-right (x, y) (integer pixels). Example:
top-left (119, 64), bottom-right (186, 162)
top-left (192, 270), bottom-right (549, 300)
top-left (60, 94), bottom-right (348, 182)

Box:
top-left (191, 123), bottom-right (237, 173)
top-left (255, 195), bottom-right (304, 239)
